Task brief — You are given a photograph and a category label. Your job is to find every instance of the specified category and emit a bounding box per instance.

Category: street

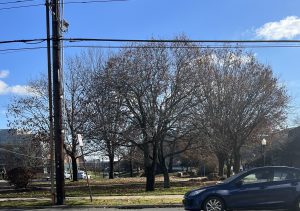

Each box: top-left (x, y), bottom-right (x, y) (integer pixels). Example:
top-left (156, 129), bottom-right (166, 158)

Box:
top-left (0, 208), bottom-right (286, 211)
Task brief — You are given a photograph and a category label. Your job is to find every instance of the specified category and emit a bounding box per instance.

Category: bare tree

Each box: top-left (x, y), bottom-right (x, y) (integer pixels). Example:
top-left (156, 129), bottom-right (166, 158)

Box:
top-left (194, 48), bottom-right (289, 174)
top-left (63, 60), bottom-right (92, 181)
top-left (63, 51), bottom-right (106, 181)
top-left (7, 78), bottom-right (50, 137)
top-left (7, 64), bottom-right (93, 181)
top-left (86, 58), bottom-right (128, 179)
top-left (7, 78), bottom-right (51, 170)
top-left (107, 38), bottom-right (202, 190)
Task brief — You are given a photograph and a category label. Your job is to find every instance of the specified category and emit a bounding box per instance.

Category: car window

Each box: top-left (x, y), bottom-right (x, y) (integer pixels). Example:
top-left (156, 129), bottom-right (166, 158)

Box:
top-left (241, 169), bottom-right (273, 184)
top-left (273, 169), bottom-right (292, 181)
top-left (222, 171), bottom-right (245, 183)
top-left (295, 171), bottom-right (300, 179)
top-left (273, 169), bottom-right (299, 181)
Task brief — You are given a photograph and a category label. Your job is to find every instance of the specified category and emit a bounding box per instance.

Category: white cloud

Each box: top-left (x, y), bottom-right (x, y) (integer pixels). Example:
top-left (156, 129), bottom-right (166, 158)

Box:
top-left (0, 80), bottom-right (8, 95)
top-left (0, 80), bottom-right (34, 96)
top-left (0, 70), bottom-right (9, 79)
top-left (8, 85), bottom-right (34, 95)
top-left (256, 16), bottom-right (300, 39)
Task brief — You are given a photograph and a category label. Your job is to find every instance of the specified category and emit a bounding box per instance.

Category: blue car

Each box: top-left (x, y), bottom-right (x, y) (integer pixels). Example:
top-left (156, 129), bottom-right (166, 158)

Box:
top-left (183, 166), bottom-right (300, 211)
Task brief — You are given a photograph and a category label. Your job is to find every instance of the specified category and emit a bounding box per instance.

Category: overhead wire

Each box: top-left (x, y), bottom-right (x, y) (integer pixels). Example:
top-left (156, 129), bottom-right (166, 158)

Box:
top-left (0, 46), bottom-right (47, 54)
top-left (63, 44), bottom-right (300, 49)
top-left (64, 38), bottom-right (300, 43)
top-left (0, 0), bottom-right (129, 11)
top-left (62, 0), bottom-right (129, 5)
top-left (2, 38), bottom-right (300, 54)
top-left (0, 39), bottom-right (47, 44)
top-left (3, 44), bottom-right (300, 55)
top-left (0, 3), bottom-right (44, 11)
top-left (0, 0), bottom-right (37, 5)
top-left (2, 37), bottom-right (300, 44)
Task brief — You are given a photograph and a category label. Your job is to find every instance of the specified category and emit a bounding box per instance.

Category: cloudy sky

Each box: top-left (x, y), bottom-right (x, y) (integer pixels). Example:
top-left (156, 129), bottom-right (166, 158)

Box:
top-left (1, 0), bottom-right (300, 128)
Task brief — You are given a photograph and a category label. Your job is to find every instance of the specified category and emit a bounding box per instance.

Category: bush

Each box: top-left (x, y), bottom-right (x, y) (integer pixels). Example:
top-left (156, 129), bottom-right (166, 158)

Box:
top-left (6, 167), bottom-right (34, 189)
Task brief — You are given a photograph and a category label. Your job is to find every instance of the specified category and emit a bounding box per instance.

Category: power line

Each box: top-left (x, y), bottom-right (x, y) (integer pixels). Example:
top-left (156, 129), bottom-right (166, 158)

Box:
top-left (0, 46), bottom-right (47, 54)
top-left (1, 37), bottom-right (300, 54)
top-left (3, 44), bottom-right (300, 55)
top-left (65, 38), bottom-right (300, 43)
top-left (62, 0), bottom-right (129, 5)
top-left (2, 37), bottom-right (300, 45)
top-left (0, 0), bottom-right (128, 11)
top-left (0, 3), bottom-right (43, 11)
top-left (63, 44), bottom-right (300, 49)
top-left (0, 0), bottom-right (36, 5)
top-left (0, 39), bottom-right (46, 44)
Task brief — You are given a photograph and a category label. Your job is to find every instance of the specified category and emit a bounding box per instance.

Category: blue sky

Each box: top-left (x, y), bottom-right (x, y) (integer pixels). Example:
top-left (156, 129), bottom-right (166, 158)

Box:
top-left (1, 0), bottom-right (300, 128)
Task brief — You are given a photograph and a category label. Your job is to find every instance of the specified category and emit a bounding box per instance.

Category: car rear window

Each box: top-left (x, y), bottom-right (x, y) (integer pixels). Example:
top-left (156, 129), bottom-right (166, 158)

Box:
top-left (273, 168), bottom-right (300, 181)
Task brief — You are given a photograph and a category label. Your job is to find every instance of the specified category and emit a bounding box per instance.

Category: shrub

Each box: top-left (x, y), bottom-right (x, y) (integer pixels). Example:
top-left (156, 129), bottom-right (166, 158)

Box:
top-left (6, 167), bottom-right (34, 189)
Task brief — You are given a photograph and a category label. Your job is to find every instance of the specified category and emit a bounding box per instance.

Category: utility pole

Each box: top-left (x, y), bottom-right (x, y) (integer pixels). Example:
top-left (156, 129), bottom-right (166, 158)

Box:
top-left (45, 0), bottom-right (55, 204)
top-left (51, 0), bottom-right (65, 205)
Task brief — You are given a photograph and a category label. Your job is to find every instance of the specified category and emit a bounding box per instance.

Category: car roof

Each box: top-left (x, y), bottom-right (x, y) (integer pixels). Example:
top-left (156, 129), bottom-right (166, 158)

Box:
top-left (246, 166), bottom-right (300, 171)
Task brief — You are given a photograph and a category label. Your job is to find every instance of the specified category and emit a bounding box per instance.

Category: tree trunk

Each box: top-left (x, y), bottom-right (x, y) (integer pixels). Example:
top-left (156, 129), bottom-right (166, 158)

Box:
top-left (144, 141), bottom-right (157, 191)
top-left (145, 165), bottom-right (155, 191)
top-left (226, 161), bottom-right (231, 178)
top-left (162, 164), bottom-right (170, 188)
top-left (129, 158), bottom-right (133, 177)
top-left (144, 166), bottom-right (155, 191)
top-left (168, 155), bottom-right (174, 173)
top-left (71, 156), bottom-right (78, 181)
top-left (109, 155), bottom-right (114, 179)
top-left (168, 140), bottom-right (176, 173)
top-left (216, 153), bottom-right (226, 177)
top-left (233, 149), bottom-right (241, 174)
top-left (158, 155), bottom-right (170, 188)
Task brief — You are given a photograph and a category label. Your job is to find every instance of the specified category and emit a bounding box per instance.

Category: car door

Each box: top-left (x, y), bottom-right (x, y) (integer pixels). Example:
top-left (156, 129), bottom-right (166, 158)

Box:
top-left (262, 168), bottom-right (298, 208)
top-left (228, 168), bottom-right (274, 209)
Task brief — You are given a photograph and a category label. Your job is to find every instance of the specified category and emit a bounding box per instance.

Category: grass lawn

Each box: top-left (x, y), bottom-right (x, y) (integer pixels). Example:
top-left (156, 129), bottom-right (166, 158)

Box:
top-left (68, 198), bottom-right (182, 206)
top-left (0, 176), bottom-right (211, 200)
top-left (0, 200), bottom-right (52, 207)
top-left (0, 185), bottom-right (198, 198)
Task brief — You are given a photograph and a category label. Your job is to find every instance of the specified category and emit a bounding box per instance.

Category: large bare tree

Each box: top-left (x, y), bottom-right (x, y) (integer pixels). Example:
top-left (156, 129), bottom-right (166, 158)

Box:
top-left (86, 57), bottom-right (128, 179)
top-left (193, 48), bottom-right (288, 174)
top-left (63, 57), bottom-right (94, 181)
top-left (108, 38), bottom-right (202, 190)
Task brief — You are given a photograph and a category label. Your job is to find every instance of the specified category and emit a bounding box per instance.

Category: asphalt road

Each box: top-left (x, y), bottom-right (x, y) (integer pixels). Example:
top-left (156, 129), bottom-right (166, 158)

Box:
top-left (0, 208), bottom-right (286, 211)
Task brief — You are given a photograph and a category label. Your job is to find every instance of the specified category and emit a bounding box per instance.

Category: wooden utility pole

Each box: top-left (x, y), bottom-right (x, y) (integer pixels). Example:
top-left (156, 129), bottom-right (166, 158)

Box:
top-left (45, 0), bottom-right (55, 204)
top-left (51, 0), bottom-right (65, 205)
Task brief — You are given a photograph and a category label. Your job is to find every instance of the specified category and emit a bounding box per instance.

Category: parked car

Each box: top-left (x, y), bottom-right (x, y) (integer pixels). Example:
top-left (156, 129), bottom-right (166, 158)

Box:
top-left (64, 171), bottom-right (71, 180)
top-left (183, 166), bottom-right (300, 211)
top-left (77, 170), bottom-right (91, 179)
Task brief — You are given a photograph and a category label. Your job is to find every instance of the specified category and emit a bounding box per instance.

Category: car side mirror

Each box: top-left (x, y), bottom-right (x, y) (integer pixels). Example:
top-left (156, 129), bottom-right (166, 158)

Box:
top-left (235, 180), bottom-right (243, 187)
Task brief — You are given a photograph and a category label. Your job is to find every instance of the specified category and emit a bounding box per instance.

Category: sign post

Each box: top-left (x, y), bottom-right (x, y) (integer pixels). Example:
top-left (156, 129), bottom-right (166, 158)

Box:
top-left (77, 134), bottom-right (93, 202)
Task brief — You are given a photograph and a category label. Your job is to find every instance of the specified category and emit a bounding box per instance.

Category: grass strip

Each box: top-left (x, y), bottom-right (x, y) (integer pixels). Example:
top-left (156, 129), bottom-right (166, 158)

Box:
top-left (0, 198), bottom-right (182, 208)
top-left (0, 186), bottom-right (197, 198)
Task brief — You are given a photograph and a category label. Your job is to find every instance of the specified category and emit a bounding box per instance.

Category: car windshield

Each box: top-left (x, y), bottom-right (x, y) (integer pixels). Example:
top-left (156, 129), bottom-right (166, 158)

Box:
top-left (222, 171), bottom-right (245, 184)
